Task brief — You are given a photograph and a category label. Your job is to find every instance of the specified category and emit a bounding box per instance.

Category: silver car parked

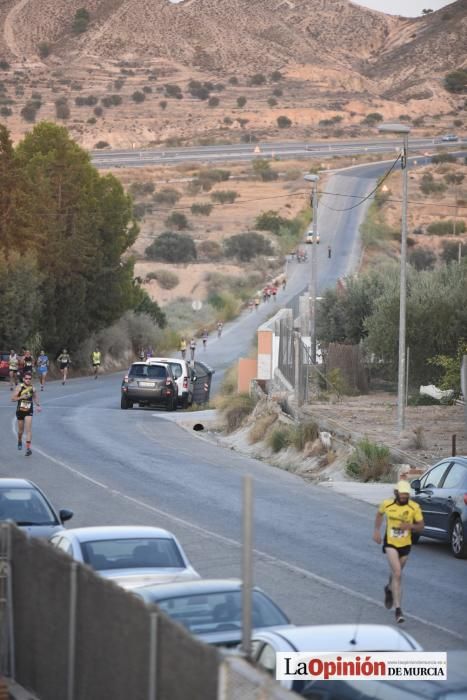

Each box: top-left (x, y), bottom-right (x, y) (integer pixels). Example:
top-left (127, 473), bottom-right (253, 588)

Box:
top-left (0, 478), bottom-right (73, 538)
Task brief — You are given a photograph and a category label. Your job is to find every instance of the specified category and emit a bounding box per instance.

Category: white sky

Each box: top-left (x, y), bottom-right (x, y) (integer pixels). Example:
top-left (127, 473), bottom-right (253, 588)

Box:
top-left (352, 0), bottom-right (453, 16)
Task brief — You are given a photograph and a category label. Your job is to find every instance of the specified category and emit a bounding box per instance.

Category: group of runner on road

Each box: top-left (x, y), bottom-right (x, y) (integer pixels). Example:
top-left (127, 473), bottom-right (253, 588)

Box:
top-left (9, 346), bottom-right (102, 457)
top-left (178, 321), bottom-right (224, 361)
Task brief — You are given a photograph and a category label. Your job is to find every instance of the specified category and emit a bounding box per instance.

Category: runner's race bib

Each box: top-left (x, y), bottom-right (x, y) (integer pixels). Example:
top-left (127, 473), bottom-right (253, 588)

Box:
top-left (19, 400), bottom-right (32, 412)
top-left (391, 528), bottom-right (405, 538)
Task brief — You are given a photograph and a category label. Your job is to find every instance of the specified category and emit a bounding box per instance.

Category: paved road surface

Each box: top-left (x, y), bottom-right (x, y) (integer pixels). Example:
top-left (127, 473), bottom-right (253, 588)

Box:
top-left (91, 136), bottom-right (466, 168)
top-left (1, 158), bottom-right (465, 655)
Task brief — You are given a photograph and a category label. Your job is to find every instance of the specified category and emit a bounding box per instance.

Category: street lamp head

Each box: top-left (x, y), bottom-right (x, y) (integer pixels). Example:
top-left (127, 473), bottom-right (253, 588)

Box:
top-left (304, 173), bottom-right (319, 183)
top-left (378, 123), bottom-right (411, 135)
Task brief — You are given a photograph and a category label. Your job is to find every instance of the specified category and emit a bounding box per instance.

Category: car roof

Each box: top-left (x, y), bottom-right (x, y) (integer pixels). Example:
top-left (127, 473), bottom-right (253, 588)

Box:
top-left (131, 361), bottom-right (169, 367)
top-left (135, 578), bottom-right (251, 598)
top-left (0, 478), bottom-right (36, 489)
top-left (148, 357), bottom-right (185, 365)
top-left (60, 526), bottom-right (176, 542)
top-left (254, 624), bottom-right (419, 651)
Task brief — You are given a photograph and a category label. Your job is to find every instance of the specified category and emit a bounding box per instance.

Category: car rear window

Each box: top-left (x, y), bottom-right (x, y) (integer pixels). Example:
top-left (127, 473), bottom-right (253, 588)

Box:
top-left (81, 537), bottom-right (184, 570)
top-left (138, 590), bottom-right (289, 634)
top-left (0, 352), bottom-right (9, 362)
top-left (129, 365), bottom-right (167, 379)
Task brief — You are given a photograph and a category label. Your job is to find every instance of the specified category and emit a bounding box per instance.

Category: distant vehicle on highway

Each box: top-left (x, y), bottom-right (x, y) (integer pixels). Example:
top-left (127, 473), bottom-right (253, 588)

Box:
top-left (0, 478), bottom-right (73, 538)
top-left (49, 525), bottom-right (200, 590)
top-left (121, 361), bottom-right (178, 410)
top-left (441, 134), bottom-right (459, 142)
top-left (148, 357), bottom-right (196, 408)
top-left (411, 457), bottom-right (467, 558)
top-left (134, 579), bottom-right (291, 647)
top-left (251, 624), bottom-right (422, 694)
top-left (305, 230), bottom-right (320, 244)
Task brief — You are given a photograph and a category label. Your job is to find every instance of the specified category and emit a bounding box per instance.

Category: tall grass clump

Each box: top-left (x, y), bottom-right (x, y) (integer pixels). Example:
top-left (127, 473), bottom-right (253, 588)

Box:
top-left (248, 413), bottom-right (278, 444)
top-left (346, 438), bottom-right (392, 482)
top-left (268, 426), bottom-right (292, 453)
top-left (220, 393), bottom-right (256, 433)
top-left (290, 421), bottom-right (319, 451)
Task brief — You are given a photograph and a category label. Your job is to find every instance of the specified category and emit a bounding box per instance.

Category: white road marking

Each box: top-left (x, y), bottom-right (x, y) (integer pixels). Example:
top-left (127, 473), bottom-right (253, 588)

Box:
top-left (9, 417), bottom-right (464, 643)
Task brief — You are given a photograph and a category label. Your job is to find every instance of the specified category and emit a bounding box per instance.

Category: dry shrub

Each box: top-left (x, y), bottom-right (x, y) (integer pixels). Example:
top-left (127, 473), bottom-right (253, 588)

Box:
top-left (248, 413), bottom-right (278, 444)
top-left (221, 393), bottom-right (256, 433)
top-left (412, 426), bottom-right (427, 450)
top-left (146, 269), bottom-right (179, 289)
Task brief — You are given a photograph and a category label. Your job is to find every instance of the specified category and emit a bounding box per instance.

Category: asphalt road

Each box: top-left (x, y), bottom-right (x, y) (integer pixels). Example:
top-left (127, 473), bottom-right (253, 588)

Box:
top-left (1, 158), bottom-right (466, 655)
top-left (91, 136), bottom-right (466, 168)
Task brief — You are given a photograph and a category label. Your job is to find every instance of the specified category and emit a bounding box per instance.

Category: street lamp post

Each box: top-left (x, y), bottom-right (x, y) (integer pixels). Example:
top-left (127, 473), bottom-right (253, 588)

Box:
top-left (304, 174), bottom-right (319, 363)
top-left (378, 123), bottom-right (410, 434)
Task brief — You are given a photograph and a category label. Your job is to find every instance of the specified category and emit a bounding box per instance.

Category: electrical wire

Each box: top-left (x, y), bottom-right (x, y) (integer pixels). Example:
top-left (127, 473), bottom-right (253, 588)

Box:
top-left (317, 154), bottom-right (402, 212)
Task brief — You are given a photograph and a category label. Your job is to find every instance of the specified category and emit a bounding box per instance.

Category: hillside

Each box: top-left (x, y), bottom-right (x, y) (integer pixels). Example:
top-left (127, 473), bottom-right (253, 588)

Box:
top-left (0, 0), bottom-right (465, 147)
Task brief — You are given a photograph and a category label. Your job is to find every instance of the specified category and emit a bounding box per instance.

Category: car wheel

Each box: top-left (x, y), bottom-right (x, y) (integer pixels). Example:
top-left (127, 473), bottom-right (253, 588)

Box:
top-left (121, 395), bottom-right (128, 409)
top-left (450, 518), bottom-right (467, 559)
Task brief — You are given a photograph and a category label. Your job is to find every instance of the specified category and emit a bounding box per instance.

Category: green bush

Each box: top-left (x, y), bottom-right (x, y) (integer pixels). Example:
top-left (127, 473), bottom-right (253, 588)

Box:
top-left (146, 269), bottom-right (179, 289)
top-left (159, 100), bottom-right (167, 110)
top-left (431, 153), bottom-right (457, 164)
top-left (0, 107), bottom-right (12, 117)
top-left (408, 247), bottom-right (436, 270)
top-left (268, 97), bottom-right (277, 107)
top-left (38, 42), bottom-right (51, 58)
top-left (444, 69), bottom-right (467, 94)
top-left (191, 203), bottom-right (213, 216)
top-left (268, 427), bottom-right (292, 452)
top-left (55, 98), bottom-right (70, 120)
top-left (441, 240), bottom-right (465, 263)
top-left (165, 84), bottom-right (183, 99)
top-left (277, 115), bottom-right (292, 128)
top-left (270, 71), bottom-right (283, 82)
top-left (211, 190), bottom-right (238, 204)
top-left (426, 220), bottom-right (465, 235)
top-left (420, 173), bottom-right (447, 195)
top-left (346, 438), bottom-right (392, 482)
top-left (129, 181), bottom-right (155, 197)
top-left (165, 212), bottom-right (189, 230)
top-left (208, 96), bottom-right (220, 107)
top-left (94, 140), bottom-right (109, 149)
top-left (153, 188), bottom-right (181, 205)
top-left (237, 96), bottom-right (247, 108)
top-left (249, 74), bottom-right (266, 86)
top-left (362, 112), bottom-right (384, 125)
top-left (72, 8), bottom-right (90, 34)
top-left (132, 91), bottom-right (145, 103)
top-left (20, 103), bottom-right (38, 122)
top-left (273, 87), bottom-right (283, 97)
top-left (224, 232), bottom-right (273, 261)
top-left (145, 232), bottom-right (197, 263)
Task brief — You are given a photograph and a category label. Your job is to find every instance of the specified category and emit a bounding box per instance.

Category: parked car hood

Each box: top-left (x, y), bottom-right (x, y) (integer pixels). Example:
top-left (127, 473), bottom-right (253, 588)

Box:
top-left (19, 523), bottom-right (64, 539)
top-left (98, 567), bottom-right (201, 590)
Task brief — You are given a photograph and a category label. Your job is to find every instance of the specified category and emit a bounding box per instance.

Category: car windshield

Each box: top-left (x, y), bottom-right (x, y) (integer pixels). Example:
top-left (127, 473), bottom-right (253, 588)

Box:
top-left (80, 537), bottom-right (184, 570)
top-left (140, 590), bottom-right (288, 634)
top-left (0, 487), bottom-right (57, 525)
top-left (130, 365), bottom-right (167, 379)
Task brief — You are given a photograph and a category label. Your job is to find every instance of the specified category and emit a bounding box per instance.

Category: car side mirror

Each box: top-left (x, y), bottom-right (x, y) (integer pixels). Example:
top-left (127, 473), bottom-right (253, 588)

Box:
top-left (59, 509), bottom-right (74, 523)
top-left (410, 479), bottom-right (421, 493)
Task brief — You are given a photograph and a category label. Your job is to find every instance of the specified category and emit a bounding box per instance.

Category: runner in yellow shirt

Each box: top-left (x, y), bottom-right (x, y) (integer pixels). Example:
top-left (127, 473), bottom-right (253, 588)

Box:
top-left (91, 347), bottom-right (102, 379)
top-left (373, 480), bottom-right (424, 624)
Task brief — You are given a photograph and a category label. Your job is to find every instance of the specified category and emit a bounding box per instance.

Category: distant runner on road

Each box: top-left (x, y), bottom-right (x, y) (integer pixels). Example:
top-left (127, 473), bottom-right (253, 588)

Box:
top-left (91, 347), bottom-right (101, 379)
top-left (36, 350), bottom-right (49, 391)
top-left (8, 350), bottom-right (18, 391)
top-left (57, 349), bottom-right (71, 385)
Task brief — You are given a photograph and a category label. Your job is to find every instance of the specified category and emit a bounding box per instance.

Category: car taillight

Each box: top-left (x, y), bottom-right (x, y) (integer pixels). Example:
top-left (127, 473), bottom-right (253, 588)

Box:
top-left (464, 494), bottom-right (467, 506)
top-left (183, 377), bottom-right (188, 389)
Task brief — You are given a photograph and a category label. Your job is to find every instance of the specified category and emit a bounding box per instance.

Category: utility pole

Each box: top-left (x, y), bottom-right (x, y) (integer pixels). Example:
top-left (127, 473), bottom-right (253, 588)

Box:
top-left (304, 174), bottom-right (319, 364)
top-left (379, 124), bottom-right (410, 434)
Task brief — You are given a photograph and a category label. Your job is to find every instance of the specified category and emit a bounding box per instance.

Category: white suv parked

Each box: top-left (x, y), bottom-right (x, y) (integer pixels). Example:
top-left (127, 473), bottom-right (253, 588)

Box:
top-left (148, 357), bottom-right (196, 408)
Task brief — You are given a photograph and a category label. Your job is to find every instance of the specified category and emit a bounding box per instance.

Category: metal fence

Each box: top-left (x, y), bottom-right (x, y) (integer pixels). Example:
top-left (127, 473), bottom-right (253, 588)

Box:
top-left (277, 319), bottom-right (318, 405)
top-left (0, 524), bottom-right (296, 700)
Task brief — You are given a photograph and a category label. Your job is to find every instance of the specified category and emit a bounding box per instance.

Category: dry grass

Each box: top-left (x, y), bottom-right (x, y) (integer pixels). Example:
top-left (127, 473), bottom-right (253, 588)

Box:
top-left (220, 393), bottom-right (256, 433)
top-left (248, 413), bottom-right (278, 444)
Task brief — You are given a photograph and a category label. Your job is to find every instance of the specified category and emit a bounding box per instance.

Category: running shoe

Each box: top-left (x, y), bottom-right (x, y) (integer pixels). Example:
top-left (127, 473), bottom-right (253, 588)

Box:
top-left (384, 585), bottom-right (393, 609)
top-left (17, 442), bottom-right (22, 450)
top-left (395, 608), bottom-right (405, 624)
top-left (25, 448), bottom-right (32, 457)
